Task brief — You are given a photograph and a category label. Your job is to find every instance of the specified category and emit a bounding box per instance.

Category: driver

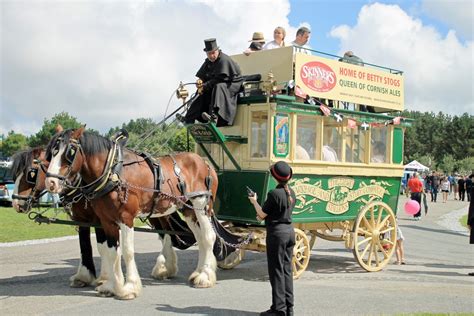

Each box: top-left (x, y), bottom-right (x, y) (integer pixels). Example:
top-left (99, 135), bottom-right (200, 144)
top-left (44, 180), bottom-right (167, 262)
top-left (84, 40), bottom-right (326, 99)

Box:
top-left (183, 38), bottom-right (243, 127)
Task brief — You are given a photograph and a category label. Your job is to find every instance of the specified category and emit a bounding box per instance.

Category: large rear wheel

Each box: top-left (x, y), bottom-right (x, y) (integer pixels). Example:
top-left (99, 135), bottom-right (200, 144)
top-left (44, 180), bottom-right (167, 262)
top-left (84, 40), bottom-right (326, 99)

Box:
top-left (352, 201), bottom-right (396, 272)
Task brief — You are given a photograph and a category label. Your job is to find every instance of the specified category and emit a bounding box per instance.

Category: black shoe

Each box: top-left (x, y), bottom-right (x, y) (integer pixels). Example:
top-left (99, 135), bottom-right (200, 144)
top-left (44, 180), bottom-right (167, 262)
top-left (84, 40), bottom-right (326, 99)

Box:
top-left (287, 307), bottom-right (294, 316)
top-left (260, 309), bottom-right (285, 316)
top-left (176, 113), bottom-right (185, 123)
top-left (468, 272), bottom-right (474, 276)
top-left (201, 112), bottom-right (217, 123)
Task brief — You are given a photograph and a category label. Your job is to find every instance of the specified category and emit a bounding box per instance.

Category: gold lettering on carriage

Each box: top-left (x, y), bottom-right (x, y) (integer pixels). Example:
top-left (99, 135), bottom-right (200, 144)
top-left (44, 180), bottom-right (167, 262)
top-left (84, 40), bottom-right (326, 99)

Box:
top-left (291, 177), bottom-right (386, 215)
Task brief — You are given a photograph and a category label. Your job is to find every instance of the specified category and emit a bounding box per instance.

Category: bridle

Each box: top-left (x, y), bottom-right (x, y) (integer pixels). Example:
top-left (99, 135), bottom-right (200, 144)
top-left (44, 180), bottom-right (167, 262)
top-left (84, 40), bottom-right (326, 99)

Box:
top-left (45, 137), bottom-right (83, 186)
top-left (12, 159), bottom-right (49, 211)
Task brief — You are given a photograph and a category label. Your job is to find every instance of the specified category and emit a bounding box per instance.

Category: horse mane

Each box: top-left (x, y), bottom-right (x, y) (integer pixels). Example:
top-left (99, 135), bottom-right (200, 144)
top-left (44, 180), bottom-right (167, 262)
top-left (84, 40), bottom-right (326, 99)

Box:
top-left (46, 129), bottom-right (112, 159)
top-left (11, 147), bottom-right (43, 179)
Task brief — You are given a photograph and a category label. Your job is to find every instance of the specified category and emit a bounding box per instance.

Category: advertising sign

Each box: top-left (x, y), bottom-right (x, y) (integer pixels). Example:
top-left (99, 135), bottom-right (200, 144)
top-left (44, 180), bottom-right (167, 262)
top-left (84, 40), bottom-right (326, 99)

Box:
top-left (295, 54), bottom-right (404, 111)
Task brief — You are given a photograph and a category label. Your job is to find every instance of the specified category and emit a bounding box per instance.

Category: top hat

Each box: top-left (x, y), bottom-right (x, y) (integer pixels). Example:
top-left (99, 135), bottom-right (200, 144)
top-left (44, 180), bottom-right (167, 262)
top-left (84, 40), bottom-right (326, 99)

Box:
top-left (249, 32), bottom-right (265, 42)
top-left (270, 161), bottom-right (293, 182)
top-left (203, 38), bottom-right (219, 52)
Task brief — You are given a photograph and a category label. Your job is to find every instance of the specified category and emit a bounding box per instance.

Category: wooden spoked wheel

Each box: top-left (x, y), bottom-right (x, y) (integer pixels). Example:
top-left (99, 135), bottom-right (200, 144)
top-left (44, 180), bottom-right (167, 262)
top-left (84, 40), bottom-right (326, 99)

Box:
top-left (352, 201), bottom-right (397, 272)
top-left (217, 248), bottom-right (245, 270)
top-left (292, 228), bottom-right (310, 279)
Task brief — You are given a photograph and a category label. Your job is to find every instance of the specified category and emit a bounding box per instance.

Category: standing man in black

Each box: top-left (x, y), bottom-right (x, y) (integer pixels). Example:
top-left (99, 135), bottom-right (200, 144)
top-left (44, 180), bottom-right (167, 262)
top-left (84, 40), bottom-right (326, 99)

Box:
top-left (458, 175), bottom-right (466, 201)
top-left (248, 161), bottom-right (296, 316)
top-left (184, 38), bottom-right (243, 127)
top-left (467, 174), bottom-right (474, 276)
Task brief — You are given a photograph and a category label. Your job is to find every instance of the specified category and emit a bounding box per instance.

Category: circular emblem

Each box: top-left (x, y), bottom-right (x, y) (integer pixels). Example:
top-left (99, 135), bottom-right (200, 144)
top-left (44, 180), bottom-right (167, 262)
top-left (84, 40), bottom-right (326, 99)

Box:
top-left (300, 61), bottom-right (337, 92)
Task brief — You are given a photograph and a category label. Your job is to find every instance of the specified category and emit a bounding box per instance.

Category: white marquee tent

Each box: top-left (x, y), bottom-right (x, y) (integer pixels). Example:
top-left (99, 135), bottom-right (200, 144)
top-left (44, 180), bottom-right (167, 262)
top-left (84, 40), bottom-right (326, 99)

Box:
top-left (404, 160), bottom-right (430, 171)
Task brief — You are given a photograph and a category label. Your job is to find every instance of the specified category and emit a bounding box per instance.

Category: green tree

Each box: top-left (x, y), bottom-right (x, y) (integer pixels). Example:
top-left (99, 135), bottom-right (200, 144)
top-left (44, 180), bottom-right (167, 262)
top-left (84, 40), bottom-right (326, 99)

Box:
top-left (438, 154), bottom-right (456, 174)
top-left (168, 127), bottom-right (195, 152)
top-left (28, 112), bottom-right (83, 147)
top-left (456, 157), bottom-right (474, 175)
top-left (107, 118), bottom-right (194, 155)
top-left (1, 131), bottom-right (28, 157)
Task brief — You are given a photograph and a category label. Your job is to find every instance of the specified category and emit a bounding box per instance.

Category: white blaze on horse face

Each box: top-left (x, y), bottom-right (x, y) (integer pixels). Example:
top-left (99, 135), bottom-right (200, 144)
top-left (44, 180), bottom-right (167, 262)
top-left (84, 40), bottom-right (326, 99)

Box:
top-left (12, 172), bottom-right (24, 212)
top-left (45, 143), bottom-right (66, 193)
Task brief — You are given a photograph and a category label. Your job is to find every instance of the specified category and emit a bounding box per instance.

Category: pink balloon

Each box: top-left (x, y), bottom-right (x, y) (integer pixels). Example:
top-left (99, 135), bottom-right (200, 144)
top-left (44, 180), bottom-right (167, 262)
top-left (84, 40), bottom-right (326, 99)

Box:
top-left (404, 200), bottom-right (420, 215)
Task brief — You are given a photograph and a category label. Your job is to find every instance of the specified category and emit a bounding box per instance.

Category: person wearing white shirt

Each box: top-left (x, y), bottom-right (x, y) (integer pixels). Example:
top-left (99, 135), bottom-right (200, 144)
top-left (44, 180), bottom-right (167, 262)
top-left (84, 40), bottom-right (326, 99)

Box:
top-left (263, 26), bottom-right (286, 50)
top-left (290, 26), bottom-right (311, 55)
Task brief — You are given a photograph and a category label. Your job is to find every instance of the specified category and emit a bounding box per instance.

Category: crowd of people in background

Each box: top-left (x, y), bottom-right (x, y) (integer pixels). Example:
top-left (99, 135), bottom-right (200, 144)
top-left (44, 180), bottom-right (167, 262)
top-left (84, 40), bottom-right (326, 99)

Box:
top-left (403, 171), bottom-right (472, 204)
top-left (421, 171), bottom-right (473, 203)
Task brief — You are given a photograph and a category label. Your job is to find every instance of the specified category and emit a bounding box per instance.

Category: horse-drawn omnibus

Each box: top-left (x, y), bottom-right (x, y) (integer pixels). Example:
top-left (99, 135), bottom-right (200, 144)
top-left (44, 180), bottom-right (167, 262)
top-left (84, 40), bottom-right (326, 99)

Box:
top-left (12, 46), bottom-right (410, 300)
top-left (186, 46), bottom-right (410, 277)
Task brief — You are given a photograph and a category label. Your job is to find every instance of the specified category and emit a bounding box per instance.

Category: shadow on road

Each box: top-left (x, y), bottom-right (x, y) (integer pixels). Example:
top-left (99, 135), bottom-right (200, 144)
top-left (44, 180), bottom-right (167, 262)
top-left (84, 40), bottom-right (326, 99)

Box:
top-left (156, 303), bottom-right (258, 315)
top-left (403, 224), bottom-right (468, 237)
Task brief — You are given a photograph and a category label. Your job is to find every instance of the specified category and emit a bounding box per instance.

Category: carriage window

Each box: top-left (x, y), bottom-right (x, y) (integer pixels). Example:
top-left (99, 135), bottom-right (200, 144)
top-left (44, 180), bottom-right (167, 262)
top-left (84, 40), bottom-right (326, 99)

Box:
top-left (345, 125), bottom-right (367, 163)
top-left (371, 127), bottom-right (388, 163)
top-left (250, 111), bottom-right (268, 158)
top-left (322, 118), bottom-right (342, 162)
top-left (296, 115), bottom-right (317, 160)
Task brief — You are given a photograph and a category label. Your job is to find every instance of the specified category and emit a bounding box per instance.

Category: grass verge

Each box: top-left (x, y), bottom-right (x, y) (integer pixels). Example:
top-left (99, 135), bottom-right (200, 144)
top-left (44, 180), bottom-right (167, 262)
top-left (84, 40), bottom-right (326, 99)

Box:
top-left (0, 207), bottom-right (150, 243)
top-left (459, 214), bottom-right (468, 229)
top-left (0, 207), bottom-right (77, 243)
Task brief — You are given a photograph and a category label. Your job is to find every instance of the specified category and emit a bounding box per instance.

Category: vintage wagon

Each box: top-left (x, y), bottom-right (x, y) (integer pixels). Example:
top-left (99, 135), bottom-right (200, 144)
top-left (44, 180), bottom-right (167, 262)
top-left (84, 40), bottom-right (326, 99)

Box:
top-left (185, 46), bottom-right (411, 277)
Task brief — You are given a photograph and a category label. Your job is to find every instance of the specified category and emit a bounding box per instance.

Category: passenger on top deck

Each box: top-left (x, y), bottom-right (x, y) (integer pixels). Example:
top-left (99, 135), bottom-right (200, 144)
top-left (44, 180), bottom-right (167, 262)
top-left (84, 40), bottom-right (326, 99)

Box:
top-left (183, 38), bottom-right (244, 127)
top-left (290, 26), bottom-right (311, 54)
top-left (244, 32), bottom-right (266, 56)
top-left (339, 51), bottom-right (375, 112)
top-left (263, 26), bottom-right (286, 50)
top-left (339, 51), bottom-right (364, 66)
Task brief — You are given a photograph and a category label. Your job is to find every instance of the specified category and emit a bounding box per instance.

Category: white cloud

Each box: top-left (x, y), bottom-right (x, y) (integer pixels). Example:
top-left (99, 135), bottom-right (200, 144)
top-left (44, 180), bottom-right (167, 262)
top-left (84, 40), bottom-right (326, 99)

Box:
top-left (1, 0), bottom-right (296, 136)
top-left (422, 0), bottom-right (473, 39)
top-left (330, 2), bottom-right (473, 115)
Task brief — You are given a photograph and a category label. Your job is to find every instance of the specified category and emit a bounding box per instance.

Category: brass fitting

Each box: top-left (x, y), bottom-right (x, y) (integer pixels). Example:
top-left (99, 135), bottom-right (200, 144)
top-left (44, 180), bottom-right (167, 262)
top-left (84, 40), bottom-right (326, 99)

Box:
top-left (176, 81), bottom-right (189, 103)
top-left (262, 71), bottom-right (277, 102)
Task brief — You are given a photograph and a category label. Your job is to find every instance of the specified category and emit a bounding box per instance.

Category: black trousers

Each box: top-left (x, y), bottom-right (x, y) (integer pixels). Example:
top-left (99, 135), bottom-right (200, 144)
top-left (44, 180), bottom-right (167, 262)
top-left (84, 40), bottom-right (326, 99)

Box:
top-left (184, 92), bottom-right (213, 124)
top-left (266, 224), bottom-right (295, 314)
top-left (411, 192), bottom-right (422, 218)
top-left (459, 189), bottom-right (465, 201)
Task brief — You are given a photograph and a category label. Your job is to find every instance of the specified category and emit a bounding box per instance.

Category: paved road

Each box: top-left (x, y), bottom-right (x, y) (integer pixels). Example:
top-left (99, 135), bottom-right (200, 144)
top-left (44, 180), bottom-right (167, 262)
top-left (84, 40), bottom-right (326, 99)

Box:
top-left (1, 196), bottom-right (473, 315)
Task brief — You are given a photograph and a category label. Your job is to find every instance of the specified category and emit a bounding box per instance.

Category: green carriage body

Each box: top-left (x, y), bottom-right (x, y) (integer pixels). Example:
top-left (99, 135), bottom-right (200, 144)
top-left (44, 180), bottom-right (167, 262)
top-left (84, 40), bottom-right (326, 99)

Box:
top-left (215, 170), bottom-right (402, 225)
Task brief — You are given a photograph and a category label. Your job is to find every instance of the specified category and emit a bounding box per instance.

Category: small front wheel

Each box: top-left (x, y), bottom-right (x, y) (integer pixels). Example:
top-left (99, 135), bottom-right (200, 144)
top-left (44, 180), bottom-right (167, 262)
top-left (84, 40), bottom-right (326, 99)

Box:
top-left (292, 228), bottom-right (310, 279)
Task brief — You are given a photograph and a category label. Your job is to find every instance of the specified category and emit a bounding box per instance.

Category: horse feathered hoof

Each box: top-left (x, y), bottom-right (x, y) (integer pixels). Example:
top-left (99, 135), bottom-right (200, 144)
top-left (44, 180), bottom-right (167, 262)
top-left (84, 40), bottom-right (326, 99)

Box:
top-left (189, 268), bottom-right (216, 288)
top-left (95, 284), bottom-right (115, 298)
top-left (117, 292), bottom-right (138, 300)
top-left (151, 259), bottom-right (178, 280)
top-left (70, 279), bottom-right (88, 288)
top-left (96, 290), bottom-right (114, 298)
top-left (69, 265), bottom-right (95, 288)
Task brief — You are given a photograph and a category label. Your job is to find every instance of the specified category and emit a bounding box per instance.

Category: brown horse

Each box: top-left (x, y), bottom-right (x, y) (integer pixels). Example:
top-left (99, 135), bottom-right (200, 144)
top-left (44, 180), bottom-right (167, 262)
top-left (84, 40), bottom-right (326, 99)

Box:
top-left (11, 147), bottom-right (114, 288)
top-left (45, 126), bottom-right (220, 299)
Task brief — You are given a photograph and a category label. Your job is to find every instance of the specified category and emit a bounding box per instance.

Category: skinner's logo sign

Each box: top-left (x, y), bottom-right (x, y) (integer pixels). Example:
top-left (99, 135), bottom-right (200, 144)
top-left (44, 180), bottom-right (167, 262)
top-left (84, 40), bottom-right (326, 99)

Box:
top-left (300, 61), bottom-right (336, 92)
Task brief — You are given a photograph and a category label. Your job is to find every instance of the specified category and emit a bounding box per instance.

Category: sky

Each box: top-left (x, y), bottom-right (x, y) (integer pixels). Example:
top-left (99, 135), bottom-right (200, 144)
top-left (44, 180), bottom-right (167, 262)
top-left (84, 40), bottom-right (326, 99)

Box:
top-left (0, 0), bottom-right (473, 136)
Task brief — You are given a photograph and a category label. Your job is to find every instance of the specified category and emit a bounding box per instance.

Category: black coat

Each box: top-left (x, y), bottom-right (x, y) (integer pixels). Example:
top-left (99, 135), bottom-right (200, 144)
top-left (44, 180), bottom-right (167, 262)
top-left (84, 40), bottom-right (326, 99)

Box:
top-left (196, 51), bottom-right (243, 125)
top-left (468, 186), bottom-right (474, 244)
